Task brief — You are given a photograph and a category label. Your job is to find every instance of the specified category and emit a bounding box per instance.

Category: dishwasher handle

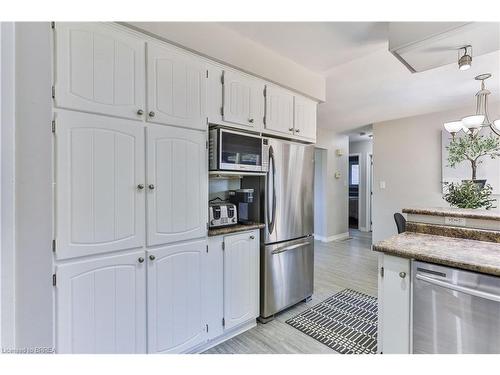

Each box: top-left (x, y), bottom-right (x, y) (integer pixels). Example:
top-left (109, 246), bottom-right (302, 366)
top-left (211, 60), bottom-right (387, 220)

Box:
top-left (416, 273), bottom-right (500, 303)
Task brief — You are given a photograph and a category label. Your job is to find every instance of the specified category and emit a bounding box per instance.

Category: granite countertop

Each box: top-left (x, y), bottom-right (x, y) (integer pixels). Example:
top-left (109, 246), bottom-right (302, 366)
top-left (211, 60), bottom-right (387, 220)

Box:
top-left (403, 207), bottom-right (500, 221)
top-left (208, 222), bottom-right (265, 237)
top-left (373, 232), bottom-right (500, 276)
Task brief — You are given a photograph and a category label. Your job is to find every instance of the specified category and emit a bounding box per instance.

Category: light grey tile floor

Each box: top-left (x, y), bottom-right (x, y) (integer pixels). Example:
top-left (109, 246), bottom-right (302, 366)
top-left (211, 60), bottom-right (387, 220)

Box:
top-left (204, 230), bottom-right (378, 354)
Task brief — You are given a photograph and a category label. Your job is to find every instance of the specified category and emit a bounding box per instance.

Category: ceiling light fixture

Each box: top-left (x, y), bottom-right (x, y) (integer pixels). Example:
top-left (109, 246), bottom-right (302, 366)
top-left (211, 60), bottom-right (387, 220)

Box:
top-left (443, 73), bottom-right (500, 138)
top-left (458, 45), bottom-right (472, 71)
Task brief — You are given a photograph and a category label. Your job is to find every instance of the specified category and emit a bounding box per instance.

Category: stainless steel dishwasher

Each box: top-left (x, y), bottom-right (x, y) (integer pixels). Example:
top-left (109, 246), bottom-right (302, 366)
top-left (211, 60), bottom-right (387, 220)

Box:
top-left (412, 261), bottom-right (500, 353)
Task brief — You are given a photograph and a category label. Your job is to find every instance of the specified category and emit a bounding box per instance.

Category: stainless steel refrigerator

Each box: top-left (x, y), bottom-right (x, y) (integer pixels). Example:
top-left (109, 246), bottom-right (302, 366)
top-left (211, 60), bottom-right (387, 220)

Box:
top-left (244, 137), bottom-right (314, 321)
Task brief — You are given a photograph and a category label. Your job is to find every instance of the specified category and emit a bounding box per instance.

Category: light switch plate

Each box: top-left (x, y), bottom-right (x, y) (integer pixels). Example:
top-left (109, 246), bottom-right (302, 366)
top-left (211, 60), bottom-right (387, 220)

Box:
top-left (444, 216), bottom-right (467, 227)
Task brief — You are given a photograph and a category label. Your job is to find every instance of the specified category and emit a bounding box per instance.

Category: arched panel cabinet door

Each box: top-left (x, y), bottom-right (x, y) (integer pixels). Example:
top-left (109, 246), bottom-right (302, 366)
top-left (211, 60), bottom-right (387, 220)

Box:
top-left (54, 22), bottom-right (146, 120)
top-left (146, 40), bottom-right (207, 130)
top-left (55, 110), bottom-right (145, 260)
top-left (56, 250), bottom-right (147, 354)
top-left (147, 240), bottom-right (208, 353)
top-left (146, 123), bottom-right (208, 246)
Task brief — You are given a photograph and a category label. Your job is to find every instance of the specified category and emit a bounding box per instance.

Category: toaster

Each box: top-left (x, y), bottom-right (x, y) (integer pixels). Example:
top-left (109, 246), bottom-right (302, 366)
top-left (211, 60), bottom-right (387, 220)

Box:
top-left (209, 203), bottom-right (238, 228)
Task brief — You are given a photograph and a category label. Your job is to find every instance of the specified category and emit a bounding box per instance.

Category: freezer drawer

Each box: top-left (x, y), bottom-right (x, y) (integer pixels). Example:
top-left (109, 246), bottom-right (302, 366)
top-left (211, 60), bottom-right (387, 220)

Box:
top-left (260, 236), bottom-right (314, 319)
top-left (412, 261), bottom-right (500, 354)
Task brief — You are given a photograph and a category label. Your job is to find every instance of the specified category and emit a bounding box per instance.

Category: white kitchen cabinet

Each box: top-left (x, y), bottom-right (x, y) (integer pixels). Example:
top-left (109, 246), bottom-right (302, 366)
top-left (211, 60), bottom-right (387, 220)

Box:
top-left (147, 240), bottom-right (208, 353)
top-left (55, 22), bottom-right (146, 120)
top-left (264, 85), bottom-right (294, 136)
top-left (223, 231), bottom-right (259, 330)
top-left (56, 250), bottom-right (147, 354)
top-left (147, 41), bottom-right (207, 131)
top-left (294, 95), bottom-right (317, 141)
top-left (55, 110), bottom-right (145, 260)
top-left (379, 254), bottom-right (411, 354)
top-left (146, 123), bottom-right (207, 246)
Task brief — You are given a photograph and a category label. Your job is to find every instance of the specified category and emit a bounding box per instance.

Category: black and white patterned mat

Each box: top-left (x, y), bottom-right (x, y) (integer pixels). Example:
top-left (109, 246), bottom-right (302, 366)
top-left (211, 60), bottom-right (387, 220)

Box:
top-left (286, 289), bottom-right (378, 354)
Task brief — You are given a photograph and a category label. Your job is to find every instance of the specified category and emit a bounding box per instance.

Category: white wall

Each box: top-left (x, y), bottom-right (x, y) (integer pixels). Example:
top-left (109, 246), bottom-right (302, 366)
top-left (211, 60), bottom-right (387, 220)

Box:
top-left (314, 148), bottom-right (327, 238)
top-left (14, 23), bottom-right (54, 349)
top-left (123, 22), bottom-right (325, 102)
top-left (1, 21), bottom-right (16, 350)
top-left (373, 102), bottom-right (500, 243)
top-left (315, 128), bottom-right (349, 240)
top-left (349, 140), bottom-right (373, 231)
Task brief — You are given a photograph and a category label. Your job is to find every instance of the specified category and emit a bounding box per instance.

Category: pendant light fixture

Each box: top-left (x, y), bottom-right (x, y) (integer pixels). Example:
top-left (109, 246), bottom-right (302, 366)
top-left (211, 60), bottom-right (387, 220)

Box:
top-left (444, 73), bottom-right (500, 138)
top-left (458, 45), bottom-right (472, 71)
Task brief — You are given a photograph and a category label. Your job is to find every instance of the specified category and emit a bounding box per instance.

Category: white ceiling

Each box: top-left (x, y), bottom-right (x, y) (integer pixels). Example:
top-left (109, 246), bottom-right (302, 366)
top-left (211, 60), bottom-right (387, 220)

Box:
top-left (219, 22), bottom-right (500, 132)
top-left (219, 22), bottom-right (388, 73)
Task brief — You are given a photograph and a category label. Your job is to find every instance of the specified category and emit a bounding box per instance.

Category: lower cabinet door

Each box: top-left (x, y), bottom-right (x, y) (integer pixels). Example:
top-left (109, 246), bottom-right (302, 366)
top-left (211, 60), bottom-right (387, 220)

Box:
top-left (56, 250), bottom-right (147, 353)
top-left (147, 239), bottom-right (208, 353)
top-left (223, 231), bottom-right (259, 330)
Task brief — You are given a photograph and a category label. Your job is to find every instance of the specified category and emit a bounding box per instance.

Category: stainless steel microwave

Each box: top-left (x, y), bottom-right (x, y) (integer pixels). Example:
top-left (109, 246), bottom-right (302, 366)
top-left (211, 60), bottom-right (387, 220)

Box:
top-left (209, 128), bottom-right (269, 172)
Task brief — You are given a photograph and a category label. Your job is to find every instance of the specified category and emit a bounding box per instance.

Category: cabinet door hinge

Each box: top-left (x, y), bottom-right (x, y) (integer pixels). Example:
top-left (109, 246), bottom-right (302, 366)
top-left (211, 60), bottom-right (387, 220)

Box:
top-left (51, 120), bottom-right (56, 133)
top-left (51, 22), bottom-right (55, 29)
top-left (52, 274), bottom-right (57, 286)
top-left (206, 324), bottom-right (209, 332)
top-left (263, 116), bottom-right (266, 125)
top-left (222, 318), bottom-right (225, 327)
top-left (222, 242), bottom-right (225, 251)
top-left (206, 244), bottom-right (208, 253)
top-left (52, 239), bottom-right (56, 252)
top-left (206, 70), bottom-right (209, 78)
top-left (220, 107), bottom-right (224, 117)
top-left (380, 266), bottom-right (384, 278)
top-left (263, 86), bottom-right (266, 97)
top-left (220, 73), bottom-right (224, 85)
top-left (51, 85), bottom-right (55, 99)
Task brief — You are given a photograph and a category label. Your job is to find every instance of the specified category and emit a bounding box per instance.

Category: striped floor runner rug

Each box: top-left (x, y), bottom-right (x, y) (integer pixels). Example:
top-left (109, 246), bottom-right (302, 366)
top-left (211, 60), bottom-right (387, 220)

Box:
top-left (286, 289), bottom-right (378, 354)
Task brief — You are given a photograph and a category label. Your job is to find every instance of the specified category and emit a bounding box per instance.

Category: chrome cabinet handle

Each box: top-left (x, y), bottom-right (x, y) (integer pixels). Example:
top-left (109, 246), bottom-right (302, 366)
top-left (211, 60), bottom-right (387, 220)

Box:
top-left (249, 235), bottom-right (255, 240)
top-left (248, 118), bottom-right (254, 123)
top-left (399, 272), bottom-right (407, 279)
top-left (149, 111), bottom-right (155, 118)
top-left (149, 255), bottom-right (156, 261)
top-left (288, 128), bottom-right (294, 131)
top-left (137, 109), bottom-right (144, 115)
top-left (137, 184), bottom-right (145, 190)
top-left (296, 129), bottom-right (300, 133)
top-left (148, 184), bottom-right (155, 190)
top-left (138, 257), bottom-right (144, 263)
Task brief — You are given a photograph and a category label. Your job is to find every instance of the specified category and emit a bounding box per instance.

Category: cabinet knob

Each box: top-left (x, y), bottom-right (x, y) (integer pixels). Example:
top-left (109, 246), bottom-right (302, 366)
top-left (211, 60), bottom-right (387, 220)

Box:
top-left (288, 128), bottom-right (294, 132)
top-left (248, 118), bottom-right (254, 123)
top-left (137, 184), bottom-right (145, 190)
top-left (137, 109), bottom-right (144, 116)
top-left (148, 184), bottom-right (155, 190)
top-left (249, 235), bottom-right (255, 240)
top-left (149, 111), bottom-right (155, 118)
top-left (138, 257), bottom-right (144, 263)
top-left (296, 129), bottom-right (300, 133)
top-left (149, 255), bottom-right (156, 261)
top-left (399, 271), bottom-right (407, 279)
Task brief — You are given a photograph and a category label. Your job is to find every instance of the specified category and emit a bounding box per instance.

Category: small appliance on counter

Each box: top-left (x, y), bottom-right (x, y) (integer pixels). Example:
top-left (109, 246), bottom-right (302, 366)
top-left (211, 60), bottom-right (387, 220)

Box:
top-left (209, 202), bottom-right (237, 228)
top-left (228, 189), bottom-right (255, 224)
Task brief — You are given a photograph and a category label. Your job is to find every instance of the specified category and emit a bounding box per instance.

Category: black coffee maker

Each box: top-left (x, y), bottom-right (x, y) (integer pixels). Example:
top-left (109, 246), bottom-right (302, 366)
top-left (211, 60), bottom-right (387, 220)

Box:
top-left (228, 189), bottom-right (255, 224)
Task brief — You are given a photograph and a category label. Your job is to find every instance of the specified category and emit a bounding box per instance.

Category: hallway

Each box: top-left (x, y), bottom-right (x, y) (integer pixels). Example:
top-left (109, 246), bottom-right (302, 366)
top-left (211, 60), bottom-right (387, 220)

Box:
top-left (205, 230), bottom-right (378, 354)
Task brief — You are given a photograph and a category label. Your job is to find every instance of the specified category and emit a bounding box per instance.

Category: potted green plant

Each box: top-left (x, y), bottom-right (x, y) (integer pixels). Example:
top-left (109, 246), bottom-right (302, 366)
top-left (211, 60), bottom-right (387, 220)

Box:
top-left (446, 133), bottom-right (500, 187)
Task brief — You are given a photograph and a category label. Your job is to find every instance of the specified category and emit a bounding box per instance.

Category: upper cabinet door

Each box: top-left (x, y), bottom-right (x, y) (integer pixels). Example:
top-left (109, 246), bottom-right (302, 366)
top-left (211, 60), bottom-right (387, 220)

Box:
top-left (56, 250), bottom-right (147, 354)
top-left (264, 85), bottom-right (294, 135)
top-left (147, 41), bottom-right (207, 131)
top-left (55, 22), bottom-right (146, 120)
top-left (294, 95), bottom-right (317, 142)
top-left (55, 111), bottom-right (145, 260)
top-left (146, 124), bottom-right (207, 246)
top-left (147, 240), bottom-right (207, 353)
top-left (223, 231), bottom-right (259, 330)
top-left (222, 70), bottom-right (264, 130)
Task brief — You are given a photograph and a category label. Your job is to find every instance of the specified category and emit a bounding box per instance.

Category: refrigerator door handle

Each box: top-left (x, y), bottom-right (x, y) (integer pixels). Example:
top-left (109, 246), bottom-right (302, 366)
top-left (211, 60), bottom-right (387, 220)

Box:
top-left (267, 146), bottom-right (276, 234)
top-left (271, 241), bottom-right (310, 255)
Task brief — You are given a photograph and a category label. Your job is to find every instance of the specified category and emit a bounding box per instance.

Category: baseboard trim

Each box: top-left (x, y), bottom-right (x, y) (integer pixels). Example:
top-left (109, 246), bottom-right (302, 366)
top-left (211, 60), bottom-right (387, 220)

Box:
top-left (190, 319), bottom-right (257, 353)
top-left (314, 232), bottom-right (350, 242)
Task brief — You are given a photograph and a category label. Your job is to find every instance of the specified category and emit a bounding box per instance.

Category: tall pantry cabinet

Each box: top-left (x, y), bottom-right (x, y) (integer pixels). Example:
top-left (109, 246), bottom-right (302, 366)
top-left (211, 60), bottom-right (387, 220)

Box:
top-left (53, 22), bottom-right (208, 353)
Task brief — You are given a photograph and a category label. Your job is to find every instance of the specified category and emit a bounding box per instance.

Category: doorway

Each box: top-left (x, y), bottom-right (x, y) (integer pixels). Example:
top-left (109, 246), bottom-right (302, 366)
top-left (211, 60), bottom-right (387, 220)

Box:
top-left (348, 154), bottom-right (360, 229)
